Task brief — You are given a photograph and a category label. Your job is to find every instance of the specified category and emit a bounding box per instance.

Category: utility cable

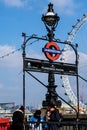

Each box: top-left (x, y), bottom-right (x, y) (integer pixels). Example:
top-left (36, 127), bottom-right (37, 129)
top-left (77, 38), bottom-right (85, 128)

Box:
top-left (0, 39), bottom-right (39, 59)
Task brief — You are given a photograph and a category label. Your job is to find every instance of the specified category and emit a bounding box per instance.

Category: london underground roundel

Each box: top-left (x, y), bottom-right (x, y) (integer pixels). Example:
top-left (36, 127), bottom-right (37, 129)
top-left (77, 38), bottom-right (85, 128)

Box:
top-left (43, 42), bottom-right (61, 61)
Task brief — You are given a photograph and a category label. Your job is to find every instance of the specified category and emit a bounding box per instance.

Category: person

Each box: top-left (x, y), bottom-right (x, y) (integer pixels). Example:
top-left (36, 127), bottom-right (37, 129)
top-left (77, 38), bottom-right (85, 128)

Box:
top-left (29, 110), bottom-right (43, 130)
top-left (10, 105), bottom-right (25, 130)
top-left (42, 110), bottom-right (51, 130)
top-left (48, 104), bottom-right (61, 130)
top-left (45, 110), bottom-right (51, 122)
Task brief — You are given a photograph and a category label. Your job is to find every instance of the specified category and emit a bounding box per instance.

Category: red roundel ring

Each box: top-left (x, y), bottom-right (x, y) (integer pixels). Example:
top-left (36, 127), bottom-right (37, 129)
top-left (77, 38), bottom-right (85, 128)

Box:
top-left (45, 42), bottom-right (60, 61)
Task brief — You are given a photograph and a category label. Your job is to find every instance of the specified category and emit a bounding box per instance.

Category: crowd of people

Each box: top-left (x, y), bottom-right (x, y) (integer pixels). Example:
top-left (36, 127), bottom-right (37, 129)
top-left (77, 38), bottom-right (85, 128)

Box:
top-left (10, 104), bottom-right (63, 130)
top-left (29, 103), bottom-right (63, 130)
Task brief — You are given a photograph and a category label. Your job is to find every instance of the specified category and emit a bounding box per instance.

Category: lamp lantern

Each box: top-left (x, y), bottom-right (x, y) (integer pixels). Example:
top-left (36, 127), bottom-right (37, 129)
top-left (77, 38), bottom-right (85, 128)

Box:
top-left (42, 3), bottom-right (60, 28)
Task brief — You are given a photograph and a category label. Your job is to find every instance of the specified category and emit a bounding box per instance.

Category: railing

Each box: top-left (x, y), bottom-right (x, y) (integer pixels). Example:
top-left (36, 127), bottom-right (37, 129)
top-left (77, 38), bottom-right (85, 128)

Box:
top-left (24, 120), bottom-right (87, 130)
top-left (1, 114), bottom-right (87, 130)
top-left (0, 118), bottom-right (87, 130)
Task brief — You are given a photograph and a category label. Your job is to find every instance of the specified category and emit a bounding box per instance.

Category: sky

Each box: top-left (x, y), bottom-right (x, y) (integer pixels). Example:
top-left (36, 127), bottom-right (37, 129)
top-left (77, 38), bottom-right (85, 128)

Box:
top-left (0, 0), bottom-right (87, 108)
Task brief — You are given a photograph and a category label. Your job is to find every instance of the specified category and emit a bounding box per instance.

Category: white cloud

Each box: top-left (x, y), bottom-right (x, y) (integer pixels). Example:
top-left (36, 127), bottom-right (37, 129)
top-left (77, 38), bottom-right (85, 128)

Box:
top-left (64, 50), bottom-right (87, 64)
top-left (65, 50), bottom-right (87, 79)
top-left (0, 45), bottom-right (22, 68)
top-left (0, 0), bottom-right (27, 7)
top-left (0, 45), bottom-right (47, 105)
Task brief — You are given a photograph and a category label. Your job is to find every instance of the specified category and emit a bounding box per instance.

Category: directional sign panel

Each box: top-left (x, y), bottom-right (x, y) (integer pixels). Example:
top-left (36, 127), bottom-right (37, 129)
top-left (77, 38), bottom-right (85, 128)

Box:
top-left (24, 58), bottom-right (77, 75)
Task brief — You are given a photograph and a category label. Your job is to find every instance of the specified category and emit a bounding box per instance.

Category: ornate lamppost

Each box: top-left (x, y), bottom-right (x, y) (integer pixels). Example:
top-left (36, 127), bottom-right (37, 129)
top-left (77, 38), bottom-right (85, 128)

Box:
top-left (42, 3), bottom-right (61, 107)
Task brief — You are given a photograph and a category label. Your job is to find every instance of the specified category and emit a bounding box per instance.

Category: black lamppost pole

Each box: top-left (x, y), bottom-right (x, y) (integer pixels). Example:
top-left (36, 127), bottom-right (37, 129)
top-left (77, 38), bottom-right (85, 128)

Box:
top-left (76, 43), bottom-right (79, 120)
top-left (22, 32), bottom-right (26, 112)
top-left (42, 3), bottom-right (60, 106)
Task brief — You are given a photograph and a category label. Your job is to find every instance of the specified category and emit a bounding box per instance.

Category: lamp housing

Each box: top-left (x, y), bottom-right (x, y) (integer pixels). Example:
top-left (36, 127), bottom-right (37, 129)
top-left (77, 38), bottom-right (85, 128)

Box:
top-left (42, 3), bottom-right (60, 27)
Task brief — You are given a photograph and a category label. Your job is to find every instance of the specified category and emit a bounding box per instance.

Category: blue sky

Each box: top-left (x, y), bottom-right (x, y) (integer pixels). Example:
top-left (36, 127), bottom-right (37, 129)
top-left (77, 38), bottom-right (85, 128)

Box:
top-left (0, 0), bottom-right (87, 108)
